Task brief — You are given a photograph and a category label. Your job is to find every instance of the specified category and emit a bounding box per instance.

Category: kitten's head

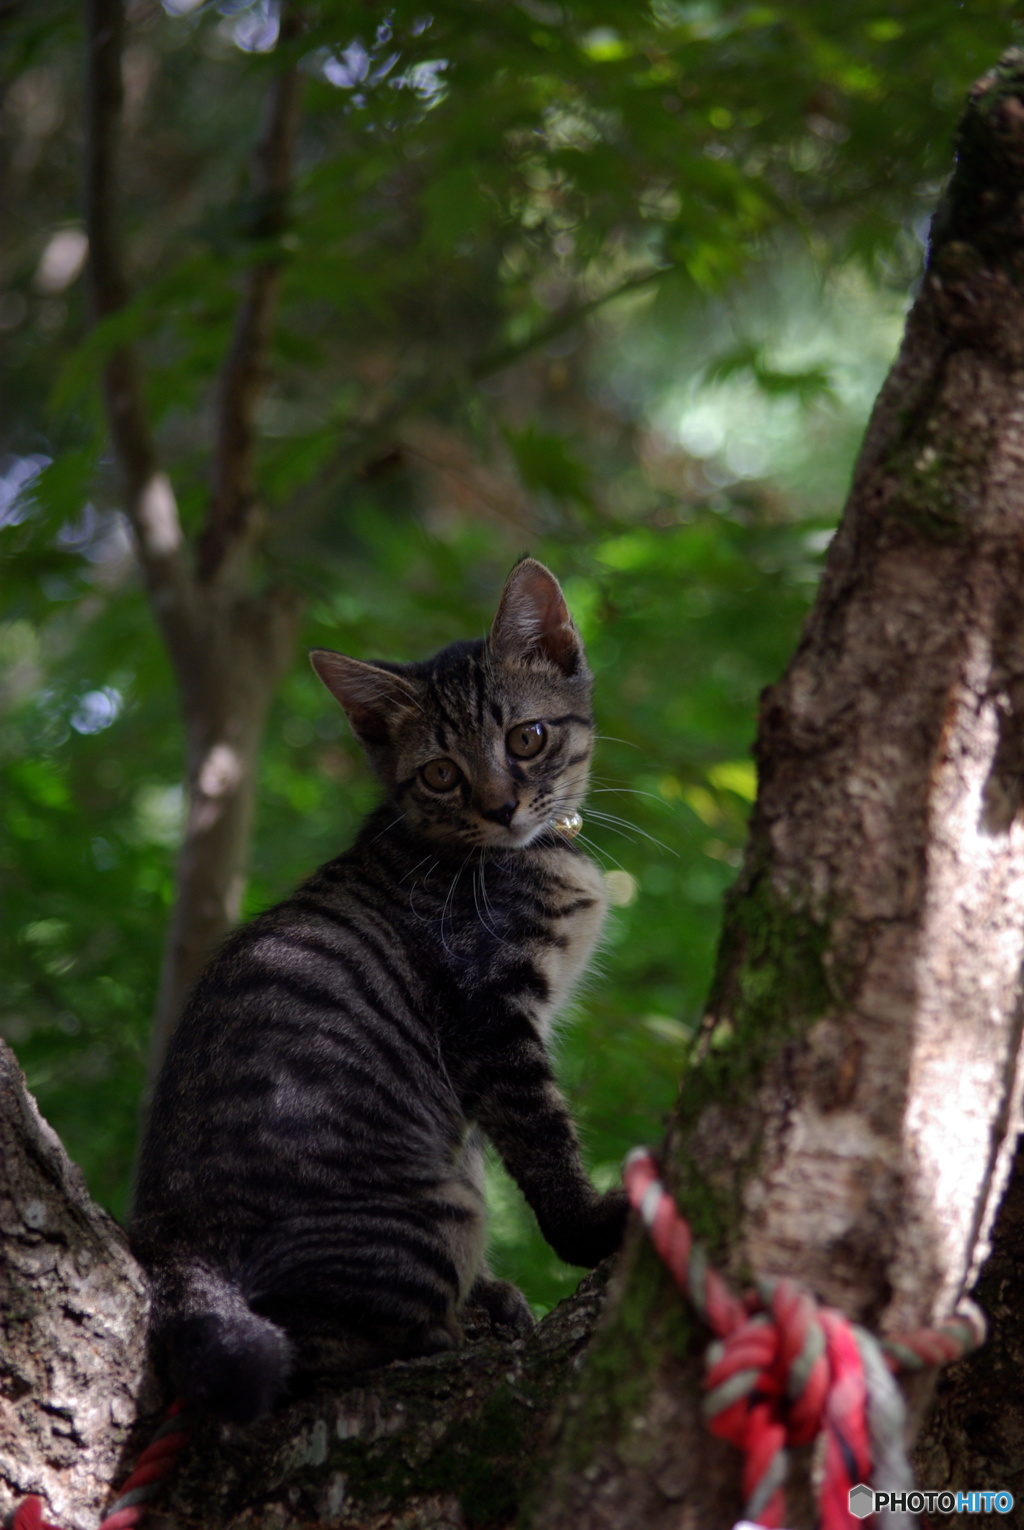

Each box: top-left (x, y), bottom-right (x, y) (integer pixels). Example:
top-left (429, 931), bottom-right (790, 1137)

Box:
top-left (310, 559), bottom-right (594, 850)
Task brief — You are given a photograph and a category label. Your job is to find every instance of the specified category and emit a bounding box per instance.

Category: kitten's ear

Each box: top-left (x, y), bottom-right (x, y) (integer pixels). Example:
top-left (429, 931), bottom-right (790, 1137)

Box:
top-left (310, 651), bottom-right (419, 746)
top-left (489, 559), bottom-right (584, 675)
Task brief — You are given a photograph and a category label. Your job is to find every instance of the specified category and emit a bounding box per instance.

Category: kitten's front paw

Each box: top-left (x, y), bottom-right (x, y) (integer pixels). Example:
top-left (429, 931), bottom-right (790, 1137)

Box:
top-left (549, 1188), bottom-right (629, 1269)
top-left (465, 1275), bottom-right (535, 1337)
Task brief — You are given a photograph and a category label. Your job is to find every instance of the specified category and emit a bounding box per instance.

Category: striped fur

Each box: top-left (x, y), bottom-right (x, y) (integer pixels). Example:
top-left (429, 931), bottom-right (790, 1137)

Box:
top-left (131, 560), bottom-right (627, 1422)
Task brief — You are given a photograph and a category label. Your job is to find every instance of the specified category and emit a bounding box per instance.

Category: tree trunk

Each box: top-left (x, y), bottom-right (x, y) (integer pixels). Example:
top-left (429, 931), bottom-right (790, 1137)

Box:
top-left (83, 0), bottom-right (305, 1085)
top-left (529, 51), bottom-right (1024, 1529)
top-left (148, 589), bottom-right (301, 1080)
top-left (10, 40), bottom-right (1024, 1530)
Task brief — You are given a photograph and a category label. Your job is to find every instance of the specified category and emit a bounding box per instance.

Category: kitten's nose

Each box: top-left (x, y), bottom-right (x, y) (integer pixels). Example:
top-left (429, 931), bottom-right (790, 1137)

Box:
top-left (480, 798), bottom-right (518, 828)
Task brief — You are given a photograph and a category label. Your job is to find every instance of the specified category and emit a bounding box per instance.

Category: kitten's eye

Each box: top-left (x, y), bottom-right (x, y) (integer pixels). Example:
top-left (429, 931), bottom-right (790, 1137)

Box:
top-left (420, 757), bottom-right (463, 792)
top-left (507, 721), bottom-right (547, 760)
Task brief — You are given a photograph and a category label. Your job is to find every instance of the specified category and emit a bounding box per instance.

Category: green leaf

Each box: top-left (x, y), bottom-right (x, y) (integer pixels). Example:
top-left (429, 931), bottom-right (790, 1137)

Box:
top-left (502, 423), bottom-right (592, 504)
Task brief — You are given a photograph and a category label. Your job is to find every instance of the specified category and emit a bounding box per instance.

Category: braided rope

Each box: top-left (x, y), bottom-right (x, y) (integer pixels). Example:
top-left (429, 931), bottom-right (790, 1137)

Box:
top-left (623, 1148), bottom-right (985, 1530)
top-left (13, 1401), bottom-right (191, 1530)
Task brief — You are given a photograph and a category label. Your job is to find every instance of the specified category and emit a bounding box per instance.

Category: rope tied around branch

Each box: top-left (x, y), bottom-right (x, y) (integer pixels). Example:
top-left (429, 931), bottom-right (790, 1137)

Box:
top-left (623, 1148), bottom-right (985, 1530)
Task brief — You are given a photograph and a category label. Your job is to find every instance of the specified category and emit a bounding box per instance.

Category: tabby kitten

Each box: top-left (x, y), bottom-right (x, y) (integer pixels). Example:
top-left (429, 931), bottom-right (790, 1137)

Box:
top-left (131, 558), bottom-right (627, 1423)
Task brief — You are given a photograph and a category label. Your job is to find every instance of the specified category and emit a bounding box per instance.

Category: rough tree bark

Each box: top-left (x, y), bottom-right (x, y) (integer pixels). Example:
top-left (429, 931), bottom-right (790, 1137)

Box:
top-left (8, 38), bottom-right (1024, 1530)
top-left (0, 1045), bottom-right (151, 1530)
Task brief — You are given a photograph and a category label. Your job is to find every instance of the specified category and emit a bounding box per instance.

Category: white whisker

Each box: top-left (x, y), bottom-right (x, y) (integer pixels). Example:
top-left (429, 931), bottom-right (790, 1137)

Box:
top-left (369, 810), bottom-right (409, 845)
top-left (473, 855), bottom-right (509, 945)
top-left (582, 808), bottom-right (677, 857)
top-left (589, 786), bottom-right (676, 807)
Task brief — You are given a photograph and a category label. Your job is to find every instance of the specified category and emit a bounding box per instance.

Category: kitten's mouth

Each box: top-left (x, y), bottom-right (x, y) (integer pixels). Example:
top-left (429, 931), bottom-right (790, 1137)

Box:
top-left (471, 809), bottom-right (583, 849)
top-left (497, 819), bottom-right (544, 848)
top-left (490, 811), bottom-right (583, 849)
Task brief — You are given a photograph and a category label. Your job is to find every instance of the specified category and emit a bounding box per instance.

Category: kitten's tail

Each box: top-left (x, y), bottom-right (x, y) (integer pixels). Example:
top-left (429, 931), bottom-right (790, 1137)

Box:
top-left (150, 1262), bottom-right (292, 1424)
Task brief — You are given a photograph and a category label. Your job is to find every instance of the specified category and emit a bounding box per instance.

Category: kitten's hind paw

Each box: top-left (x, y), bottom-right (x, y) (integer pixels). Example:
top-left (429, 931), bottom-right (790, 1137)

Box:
top-left (402, 1319), bottom-right (465, 1359)
top-left (464, 1275), bottom-right (535, 1337)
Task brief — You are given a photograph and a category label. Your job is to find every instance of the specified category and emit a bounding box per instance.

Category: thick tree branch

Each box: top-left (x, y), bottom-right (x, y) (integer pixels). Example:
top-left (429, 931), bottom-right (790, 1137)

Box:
top-left (0, 1043), bottom-right (152, 1530)
top-left (83, 0), bottom-right (192, 637)
top-left (198, 7), bottom-right (304, 584)
top-left (156, 1275), bottom-right (607, 1529)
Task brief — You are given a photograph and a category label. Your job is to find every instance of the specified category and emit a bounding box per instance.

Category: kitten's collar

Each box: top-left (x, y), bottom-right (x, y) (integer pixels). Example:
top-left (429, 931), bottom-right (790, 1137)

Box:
top-left (549, 810), bottom-right (583, 840)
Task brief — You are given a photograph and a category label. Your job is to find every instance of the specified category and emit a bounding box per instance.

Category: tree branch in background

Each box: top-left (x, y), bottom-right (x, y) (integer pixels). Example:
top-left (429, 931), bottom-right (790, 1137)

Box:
top-left (281, 262), bottom-right (674, 538)
top-left (83, 0), bottom-right (192, 635)
top-left (198, 4), bottom-right (304, 583)
top-left (84, 0), bottom-right (306, 1083)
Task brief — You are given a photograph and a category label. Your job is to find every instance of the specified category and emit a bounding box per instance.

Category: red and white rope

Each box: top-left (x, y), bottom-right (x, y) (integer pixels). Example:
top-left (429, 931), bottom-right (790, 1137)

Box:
top-left (623, 1147), bottom-right (984, 1530)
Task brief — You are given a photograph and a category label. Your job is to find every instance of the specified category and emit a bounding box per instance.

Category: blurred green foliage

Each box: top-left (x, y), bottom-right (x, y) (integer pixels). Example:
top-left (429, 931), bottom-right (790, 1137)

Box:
top-left (0, 0), bottom-right (1017, 1309)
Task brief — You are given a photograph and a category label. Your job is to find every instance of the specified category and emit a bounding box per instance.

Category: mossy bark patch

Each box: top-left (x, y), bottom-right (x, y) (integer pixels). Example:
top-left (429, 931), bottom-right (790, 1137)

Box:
top-left (156, 1276), bottom-right (610, 1530)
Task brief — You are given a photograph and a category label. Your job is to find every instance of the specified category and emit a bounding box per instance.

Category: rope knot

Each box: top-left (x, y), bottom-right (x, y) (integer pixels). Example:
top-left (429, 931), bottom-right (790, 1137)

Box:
top-left (704, 1279), bottom-right (829, 1444)
top-left (623, 1147), bottom-right (984, 1530)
